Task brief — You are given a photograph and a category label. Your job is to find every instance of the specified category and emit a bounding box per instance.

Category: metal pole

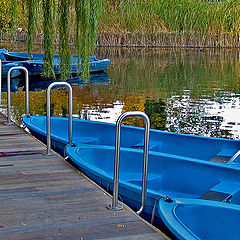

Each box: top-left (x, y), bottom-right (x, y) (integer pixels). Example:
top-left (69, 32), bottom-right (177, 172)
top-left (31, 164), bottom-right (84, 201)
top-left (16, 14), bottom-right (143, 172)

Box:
top-left (46, 82), bottom-right (73, 155)
top-left (5, 66), bottom-right (29, 125)
top-left (107, 111), bottom-right (150, 213)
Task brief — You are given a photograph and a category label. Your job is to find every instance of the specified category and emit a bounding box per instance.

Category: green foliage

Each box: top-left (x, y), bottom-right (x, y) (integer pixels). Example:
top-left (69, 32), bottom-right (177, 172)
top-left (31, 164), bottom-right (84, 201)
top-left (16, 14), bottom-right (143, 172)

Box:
top-left (0, 0), bottom-right (11, 30)
top-left (10, 0), bottom-right (18, 40)
top-left (59, 0), bottom-right (71, 80)
top-left (43, 0), bottom-right (55, 78)
top-left (75, 0), bottom-right (101, 80)
top-left (27, 0), bottom-right (40, 58)
top-left (7, 0), bottom-right (240, 79)
top-left (98, 0), bottom-right (240, 34)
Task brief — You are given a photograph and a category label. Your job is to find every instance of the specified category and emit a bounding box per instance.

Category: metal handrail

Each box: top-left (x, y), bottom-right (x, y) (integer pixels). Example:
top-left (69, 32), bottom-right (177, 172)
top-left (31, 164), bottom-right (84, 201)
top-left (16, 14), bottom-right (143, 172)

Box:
top-left (46, 82), bottom-right (73, 155)
top-left (107, 111), bottom-right (150, 214)
top-left (5, 66), bottom-right (29, 125)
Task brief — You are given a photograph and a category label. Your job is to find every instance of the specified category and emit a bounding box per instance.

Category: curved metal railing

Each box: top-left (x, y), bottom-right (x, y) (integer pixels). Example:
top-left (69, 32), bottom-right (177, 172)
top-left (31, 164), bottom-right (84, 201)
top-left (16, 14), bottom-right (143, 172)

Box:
top-left (46, 82), bottom-right (73, 155)
top-left (107, 111), bottom-right (150, 214)
top-left (5, 66), bottom-right (29, 125)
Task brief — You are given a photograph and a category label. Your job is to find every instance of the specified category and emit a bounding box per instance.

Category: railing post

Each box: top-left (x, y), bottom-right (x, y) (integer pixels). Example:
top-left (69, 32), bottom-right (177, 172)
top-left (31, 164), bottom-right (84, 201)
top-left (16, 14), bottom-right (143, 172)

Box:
top-left (46, 82), bottom-right (73, 155)
top-left (5, 66), bottom-right (29, 125)
top-left (107, 111), bottom-right (150, 214)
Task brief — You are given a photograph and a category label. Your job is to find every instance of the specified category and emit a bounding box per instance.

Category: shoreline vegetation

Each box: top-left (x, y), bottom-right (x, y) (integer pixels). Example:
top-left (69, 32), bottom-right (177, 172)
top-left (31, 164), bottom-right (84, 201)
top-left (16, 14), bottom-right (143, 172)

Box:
top-left (1, 0), bottom-right (240, 48)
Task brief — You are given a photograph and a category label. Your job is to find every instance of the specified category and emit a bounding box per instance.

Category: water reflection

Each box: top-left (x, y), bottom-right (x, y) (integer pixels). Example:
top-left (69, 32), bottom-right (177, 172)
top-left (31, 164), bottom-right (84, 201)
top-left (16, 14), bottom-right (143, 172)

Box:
top-left (2, 48), bottom-right (240, 140)
top-left (1, 78), bottom-right (20, 93)
top-left (20, 72), bottom-right (110, 91)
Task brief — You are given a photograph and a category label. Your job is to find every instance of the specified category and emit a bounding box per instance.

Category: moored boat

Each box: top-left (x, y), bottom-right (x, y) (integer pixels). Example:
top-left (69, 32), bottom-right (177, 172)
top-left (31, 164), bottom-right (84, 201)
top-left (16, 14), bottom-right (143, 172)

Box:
top-left (64, 143), bottom-right (240, 227)
top-left (2, 51), bottom-right (110, 76)
top-left (158, 197), bottom-right (240, 240)
top-left (3, 51), bottom-right (44, 61)
top-left (22, 113), bottom-right (240, 236)
top-left (22, 115), bottom-right (240, 164)
top-left (20, 57), bottom-right (110, 76)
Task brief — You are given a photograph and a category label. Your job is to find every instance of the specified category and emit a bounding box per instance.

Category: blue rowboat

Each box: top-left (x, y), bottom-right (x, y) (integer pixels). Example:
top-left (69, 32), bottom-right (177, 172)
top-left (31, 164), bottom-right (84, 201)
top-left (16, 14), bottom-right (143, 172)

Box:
top-left (3, 51), bottom-right (110, 75)
top-left (22, 114), bottom-right (240, 234)
top-left (64, 143), bottom-right (240, 227)
top-left (22, 116), bottom-right (240, 163)
top-left (20, 57), bottom-right (110, 76)
top-left (158, 197), bottom-right (240, 240)
top-left (3, 51), bottom-right (44, 61)
top-left (3, 51), bottom-right (97, 62)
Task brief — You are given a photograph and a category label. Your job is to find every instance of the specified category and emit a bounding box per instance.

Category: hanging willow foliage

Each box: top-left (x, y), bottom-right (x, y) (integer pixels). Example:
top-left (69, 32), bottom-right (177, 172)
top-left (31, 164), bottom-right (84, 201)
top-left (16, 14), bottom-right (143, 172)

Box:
top-left (27, 0), bottom-right (39, 58)
top-left (10, 0), bottom-right (101, 80)
top-left (42, 0), bottom-right (55, 78)
top-left (10, 0), bottom-right (18, 41)
top-left (75, 0), bottom-right (101, 80)
top-left (59, 0), bottom-right (71, 80)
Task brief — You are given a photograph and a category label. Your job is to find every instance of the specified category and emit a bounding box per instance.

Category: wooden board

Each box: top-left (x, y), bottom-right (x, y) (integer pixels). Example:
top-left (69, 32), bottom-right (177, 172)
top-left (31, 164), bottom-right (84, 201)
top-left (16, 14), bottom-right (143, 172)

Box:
top-left (0, 113), bottom-right (169, 240)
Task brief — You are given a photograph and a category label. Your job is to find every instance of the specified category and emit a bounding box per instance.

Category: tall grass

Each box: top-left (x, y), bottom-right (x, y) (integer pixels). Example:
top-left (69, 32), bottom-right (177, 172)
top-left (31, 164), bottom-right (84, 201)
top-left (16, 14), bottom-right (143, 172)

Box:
top-left (98, 0), bottom-right (240, 35)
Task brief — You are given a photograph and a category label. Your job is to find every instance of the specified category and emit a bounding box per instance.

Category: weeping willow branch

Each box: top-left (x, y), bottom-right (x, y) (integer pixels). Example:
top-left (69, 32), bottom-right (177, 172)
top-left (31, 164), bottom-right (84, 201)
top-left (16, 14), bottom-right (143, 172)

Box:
top-left (27, 0), bottom-right (38, 58)
top-left (10, 0), bottom-right (18, 42)
top-left (43, 0), bottom-right (55, 78)
top-left (59, 0), bottom-right (71, 80)
top-left (75, 0), bottom-right (100, 80)
top-left (90, 0), bottom-right (101, 51)
top-left (10, 0), bottom-right (101, 80)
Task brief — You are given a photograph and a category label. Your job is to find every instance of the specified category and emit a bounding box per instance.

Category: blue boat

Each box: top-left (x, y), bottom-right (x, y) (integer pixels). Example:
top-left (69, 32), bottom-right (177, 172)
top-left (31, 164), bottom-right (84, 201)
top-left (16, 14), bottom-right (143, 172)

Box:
top-left (3, 51), bottom-right (97, 62)
top-left (22, 116), bottom-right (240, 163)
top-left (2, 50), bottom-right (110, 76)
top-left (20, 57), bottom-right (110, 76)
top-left (158, 197), bottom-right (240, 240)
top-left (64, 143), bottom-right (240, 228)
top-left (3, 51), bottom-right (45, 61)
top-left (22, 115), bottom-right (240, 237)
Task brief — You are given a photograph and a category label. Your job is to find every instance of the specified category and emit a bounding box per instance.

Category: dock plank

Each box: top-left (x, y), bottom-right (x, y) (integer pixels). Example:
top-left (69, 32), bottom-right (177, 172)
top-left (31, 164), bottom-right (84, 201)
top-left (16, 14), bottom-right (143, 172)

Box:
top-left (0, 113), bottom-right (169, 240)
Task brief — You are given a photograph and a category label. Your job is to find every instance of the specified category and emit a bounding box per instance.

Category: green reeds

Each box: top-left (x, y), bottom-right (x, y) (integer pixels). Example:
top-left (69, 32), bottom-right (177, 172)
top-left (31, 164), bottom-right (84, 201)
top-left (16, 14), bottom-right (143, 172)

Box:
top-left (98, 0), bottom-right (240, 35)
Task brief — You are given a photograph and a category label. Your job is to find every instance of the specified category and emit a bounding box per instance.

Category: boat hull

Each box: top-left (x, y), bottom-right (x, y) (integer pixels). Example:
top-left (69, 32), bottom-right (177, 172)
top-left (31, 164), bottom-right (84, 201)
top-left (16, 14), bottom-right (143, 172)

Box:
top-left (3, 51), bottom-right (110, 76)
top-left (22, 115), bottom-right (240, 164)
top-left (158, 197), bottom-right (240, 240)
top-left (65, 143), bottom-right (240, 226)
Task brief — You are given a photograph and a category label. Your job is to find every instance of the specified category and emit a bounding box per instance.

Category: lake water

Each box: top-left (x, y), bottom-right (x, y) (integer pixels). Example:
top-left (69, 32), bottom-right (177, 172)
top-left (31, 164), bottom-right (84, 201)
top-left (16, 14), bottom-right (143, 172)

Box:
top-left (1, 47), bottom-right (240, 139)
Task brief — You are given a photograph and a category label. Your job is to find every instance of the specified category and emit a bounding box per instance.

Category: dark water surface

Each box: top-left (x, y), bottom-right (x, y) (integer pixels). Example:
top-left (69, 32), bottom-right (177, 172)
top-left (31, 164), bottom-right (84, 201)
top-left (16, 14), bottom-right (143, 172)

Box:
top-left (1, 45), bottom-right (240, 139)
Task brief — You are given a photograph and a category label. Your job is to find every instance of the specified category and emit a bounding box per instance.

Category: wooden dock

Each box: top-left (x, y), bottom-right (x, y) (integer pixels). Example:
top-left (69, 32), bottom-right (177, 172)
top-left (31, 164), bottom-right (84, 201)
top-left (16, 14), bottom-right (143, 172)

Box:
top-left (0, 113), bottom-right (169, 240)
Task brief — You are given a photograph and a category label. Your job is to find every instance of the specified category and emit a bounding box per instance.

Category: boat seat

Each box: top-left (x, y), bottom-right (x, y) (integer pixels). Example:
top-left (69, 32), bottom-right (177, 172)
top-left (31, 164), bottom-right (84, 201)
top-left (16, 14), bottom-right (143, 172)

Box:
top-left (130, 141), bottom-right (161, 151)
top-left (200, 182), bottom-right (240, 203)
top-left (210, 155), bottom-right (231, 163)
top-left (210, 149), bottom-right (238, 163)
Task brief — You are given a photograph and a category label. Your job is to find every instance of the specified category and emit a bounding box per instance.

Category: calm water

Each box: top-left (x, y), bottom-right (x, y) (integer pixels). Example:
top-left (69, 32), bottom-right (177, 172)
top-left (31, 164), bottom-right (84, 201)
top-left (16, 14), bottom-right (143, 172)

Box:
top-left (1, 46), bottom-right (240, 139)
